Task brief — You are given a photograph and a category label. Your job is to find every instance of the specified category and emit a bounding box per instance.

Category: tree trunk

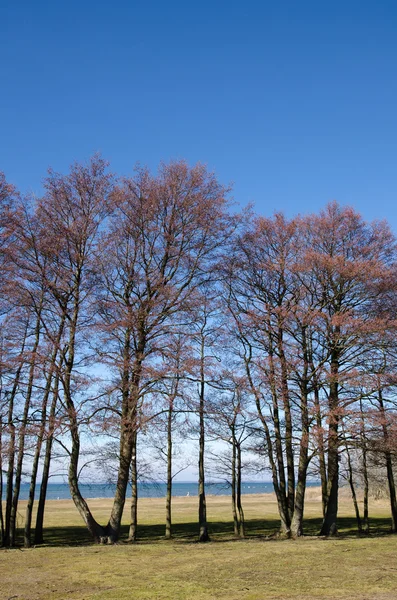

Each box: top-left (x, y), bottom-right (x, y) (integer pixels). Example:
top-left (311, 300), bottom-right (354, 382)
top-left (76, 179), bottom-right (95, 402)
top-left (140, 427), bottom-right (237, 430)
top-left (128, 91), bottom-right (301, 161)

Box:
top-left (0, 417), bottom-right (4, 545)
top-left (320, 458), bottom-right (339, 536)
top-left (25, 315), bottom-right (65, 547)
top-left (376, 388), bottom-right (397, 531)
top-left (277, 328), bottom-right (295, 519)
top-left (362, 455), bottom-right (369, 533)
top-left (231, 433), bottom-right (239, 536)
top-left (236, 442), bottom-right (245, 537)
top-left (106, 330), bottom-right (142, 543)
top-left (128, 432), bottom-right (138, 542)
top-left (360, 400), bottom-right (369, 534)
top-left (312, 373), bottom-right (327, 517)
top-left (291, 331), bottom-right (310, 538)
top-left (245, 355), bottom-right (290, 535)
top-left (34, 370), bottom-right (60, 544)
top-left (385, 450), bottom-right (397, 532)
top-left (291, 465), bottom-right (307, 537)
top-left (63, 285), bottom-right (111, 542)
top-left (3, 322), bottom-right (29, 547)
top-left (267, 348), bottom-right (289, 532)
top-left (291, 424), bottom-right (309, 537)
top-left (198, 336), bottom-right (209, 542)
top-left (320, 353), bottom-right (339, 536)
top-left (344, 435), bottom-right (362, 533)
top-left (10, 305), bottom-right (42, 546)
top-left (165, 400), bottom-right (173, 540)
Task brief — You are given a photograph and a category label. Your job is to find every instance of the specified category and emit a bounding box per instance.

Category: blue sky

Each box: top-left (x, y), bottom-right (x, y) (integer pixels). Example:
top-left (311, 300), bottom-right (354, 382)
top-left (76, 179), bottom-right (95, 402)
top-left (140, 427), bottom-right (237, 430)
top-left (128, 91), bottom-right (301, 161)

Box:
top-left (1, 0), bottom-right (397, 228)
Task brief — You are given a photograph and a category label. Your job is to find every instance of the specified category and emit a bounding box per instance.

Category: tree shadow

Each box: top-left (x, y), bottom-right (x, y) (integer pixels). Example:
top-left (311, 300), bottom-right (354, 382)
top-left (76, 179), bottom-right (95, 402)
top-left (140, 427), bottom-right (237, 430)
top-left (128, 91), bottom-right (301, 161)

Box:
top-left (11, 514), bottom-right (395, 548)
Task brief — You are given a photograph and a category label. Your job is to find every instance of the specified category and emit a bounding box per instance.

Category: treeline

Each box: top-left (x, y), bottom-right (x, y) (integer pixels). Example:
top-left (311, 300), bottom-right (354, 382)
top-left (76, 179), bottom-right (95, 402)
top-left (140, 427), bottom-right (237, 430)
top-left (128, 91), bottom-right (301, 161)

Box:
top-left (1, 156), bottom-right (397, 547)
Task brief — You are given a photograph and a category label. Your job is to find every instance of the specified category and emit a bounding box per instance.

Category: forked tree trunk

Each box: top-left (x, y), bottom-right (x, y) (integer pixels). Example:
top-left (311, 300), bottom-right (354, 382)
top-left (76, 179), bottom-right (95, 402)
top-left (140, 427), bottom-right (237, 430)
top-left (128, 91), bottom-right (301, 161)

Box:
top-left (67, 328), bottom-right (143, 543)
top-left (106, 330), bottom-right (141, 543)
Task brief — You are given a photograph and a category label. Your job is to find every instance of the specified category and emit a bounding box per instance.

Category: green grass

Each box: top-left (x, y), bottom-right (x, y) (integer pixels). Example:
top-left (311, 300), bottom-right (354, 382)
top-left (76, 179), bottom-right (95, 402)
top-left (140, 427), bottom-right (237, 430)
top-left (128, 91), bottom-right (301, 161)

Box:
top-left (1, 491), bottom-right (397, 599)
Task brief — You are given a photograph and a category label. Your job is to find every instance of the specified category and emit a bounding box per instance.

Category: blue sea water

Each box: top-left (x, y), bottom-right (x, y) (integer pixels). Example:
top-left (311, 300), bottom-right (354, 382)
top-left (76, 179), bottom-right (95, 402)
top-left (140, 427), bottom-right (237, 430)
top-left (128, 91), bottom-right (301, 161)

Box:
top-left (10, 481), bottom-right (319, 501)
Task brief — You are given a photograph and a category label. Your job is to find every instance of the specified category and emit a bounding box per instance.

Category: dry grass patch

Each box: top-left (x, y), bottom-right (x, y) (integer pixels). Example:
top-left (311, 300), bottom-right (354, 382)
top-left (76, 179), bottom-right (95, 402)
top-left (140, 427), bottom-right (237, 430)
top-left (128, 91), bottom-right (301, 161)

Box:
top-left (1, 492), bottom-right (396, 599)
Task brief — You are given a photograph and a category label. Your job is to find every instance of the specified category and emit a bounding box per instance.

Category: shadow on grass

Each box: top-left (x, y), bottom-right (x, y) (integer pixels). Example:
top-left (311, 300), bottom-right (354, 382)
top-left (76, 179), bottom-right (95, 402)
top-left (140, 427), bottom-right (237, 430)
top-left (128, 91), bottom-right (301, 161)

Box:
top-left (14, 514), bottom-right (395, 548)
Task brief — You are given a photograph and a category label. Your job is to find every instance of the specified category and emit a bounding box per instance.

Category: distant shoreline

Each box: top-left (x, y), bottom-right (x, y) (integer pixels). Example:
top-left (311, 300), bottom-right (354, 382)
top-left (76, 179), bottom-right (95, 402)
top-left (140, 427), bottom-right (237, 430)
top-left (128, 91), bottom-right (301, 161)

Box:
top-left (13, 482), bottom-right (322, 503)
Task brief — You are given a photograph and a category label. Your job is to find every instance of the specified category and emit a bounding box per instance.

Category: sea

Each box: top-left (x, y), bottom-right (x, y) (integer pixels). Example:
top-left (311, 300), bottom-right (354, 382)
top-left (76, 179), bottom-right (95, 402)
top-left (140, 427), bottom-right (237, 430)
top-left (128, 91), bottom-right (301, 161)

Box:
top-left (10, 481), bottom-right (319, 501)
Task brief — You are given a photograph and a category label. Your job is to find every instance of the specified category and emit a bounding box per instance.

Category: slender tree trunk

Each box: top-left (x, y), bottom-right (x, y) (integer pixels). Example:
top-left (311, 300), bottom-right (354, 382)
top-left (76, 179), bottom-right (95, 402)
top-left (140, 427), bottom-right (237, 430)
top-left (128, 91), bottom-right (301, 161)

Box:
top-left (236, 442), bottom-right (245, 537)
top-left (291, 454), bottom-right (308, 537)
top-left (321, 456), bottom-right (339, 536)
top-left (24, 369), bottom-right (55, 547)
top-left (377, 387), bottom-right (397, 532)
top-left (360, 410), bottom-right (369, 534)
top-left (165, 400), bottom-right (173, 540)
top-left (311, 356), bottom-right (327, 517)
top-left (385, 450), bottom-right (397, 532)
top-left (68, 420), bottom-right (105, 541)
top-left (3, 322), bottom-right (29, 547)
top-left (291, 328), bottom-right (311, 538)
top-left (0, 358), bottom-right (4, 545)
top-left (344, 435), bottom-right (362, 533)
top-left (128, 432), bottom-right (138, 542)
top-left (268, 351), bottom-right (288, 508)
top-left (25, 315), bottom-right (65, 547)
top-left (277, 328), bottom-right (295, 519)
top-left (63, 284), bottom-right (109, 542)
top-left (0, 416), bottom-right (4, 545)
top-left (362, 464), bottom-right (369, 533)
top-left (95, 332), bottom-right (144, 542)
top-left (267, 345), bottom-right (290, 535)
top-left (10, 305), bottom-right (43, 546)
top-left (198, 335), bottom-right (209, 542)
top-left (231, 432), bottom-right (239, 536)
top-left (291, 403), bottom-right (309, 537)
top-left (245, 355), bottom-right (290, 535)
top-left (320, 353), bottom-right (339, 536)
top-left (314, 388), bottom-right (327, 516)
top-left (34, 369), bottom-right (61, 544)
top-left (107, 328), bottom-right (138, 543)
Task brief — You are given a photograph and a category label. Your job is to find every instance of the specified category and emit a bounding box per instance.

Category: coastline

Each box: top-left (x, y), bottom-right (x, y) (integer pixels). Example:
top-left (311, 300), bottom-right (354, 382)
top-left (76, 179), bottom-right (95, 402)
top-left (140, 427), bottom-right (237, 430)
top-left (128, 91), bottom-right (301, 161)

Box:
top-left (35, 488), bottom-right (326, 503)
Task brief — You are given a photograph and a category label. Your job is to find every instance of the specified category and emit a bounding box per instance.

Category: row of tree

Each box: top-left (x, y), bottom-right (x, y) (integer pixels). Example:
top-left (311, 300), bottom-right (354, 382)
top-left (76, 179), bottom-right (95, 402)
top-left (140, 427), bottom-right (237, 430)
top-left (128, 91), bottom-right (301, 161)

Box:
top-left (1, 156), bottom-right (397, 547)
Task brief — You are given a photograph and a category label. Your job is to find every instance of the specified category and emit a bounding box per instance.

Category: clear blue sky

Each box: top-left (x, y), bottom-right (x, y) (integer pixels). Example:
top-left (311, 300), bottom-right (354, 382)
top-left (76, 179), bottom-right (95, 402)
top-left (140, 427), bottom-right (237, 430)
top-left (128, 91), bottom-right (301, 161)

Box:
top-left (1, 0), bottom-right (396, 228)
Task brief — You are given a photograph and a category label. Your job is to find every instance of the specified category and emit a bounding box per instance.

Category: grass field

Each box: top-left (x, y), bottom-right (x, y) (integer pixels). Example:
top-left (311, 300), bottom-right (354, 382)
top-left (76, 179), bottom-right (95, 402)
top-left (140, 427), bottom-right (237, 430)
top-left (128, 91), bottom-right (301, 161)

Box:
top-left (1, 490), bottom-right (397, 600)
